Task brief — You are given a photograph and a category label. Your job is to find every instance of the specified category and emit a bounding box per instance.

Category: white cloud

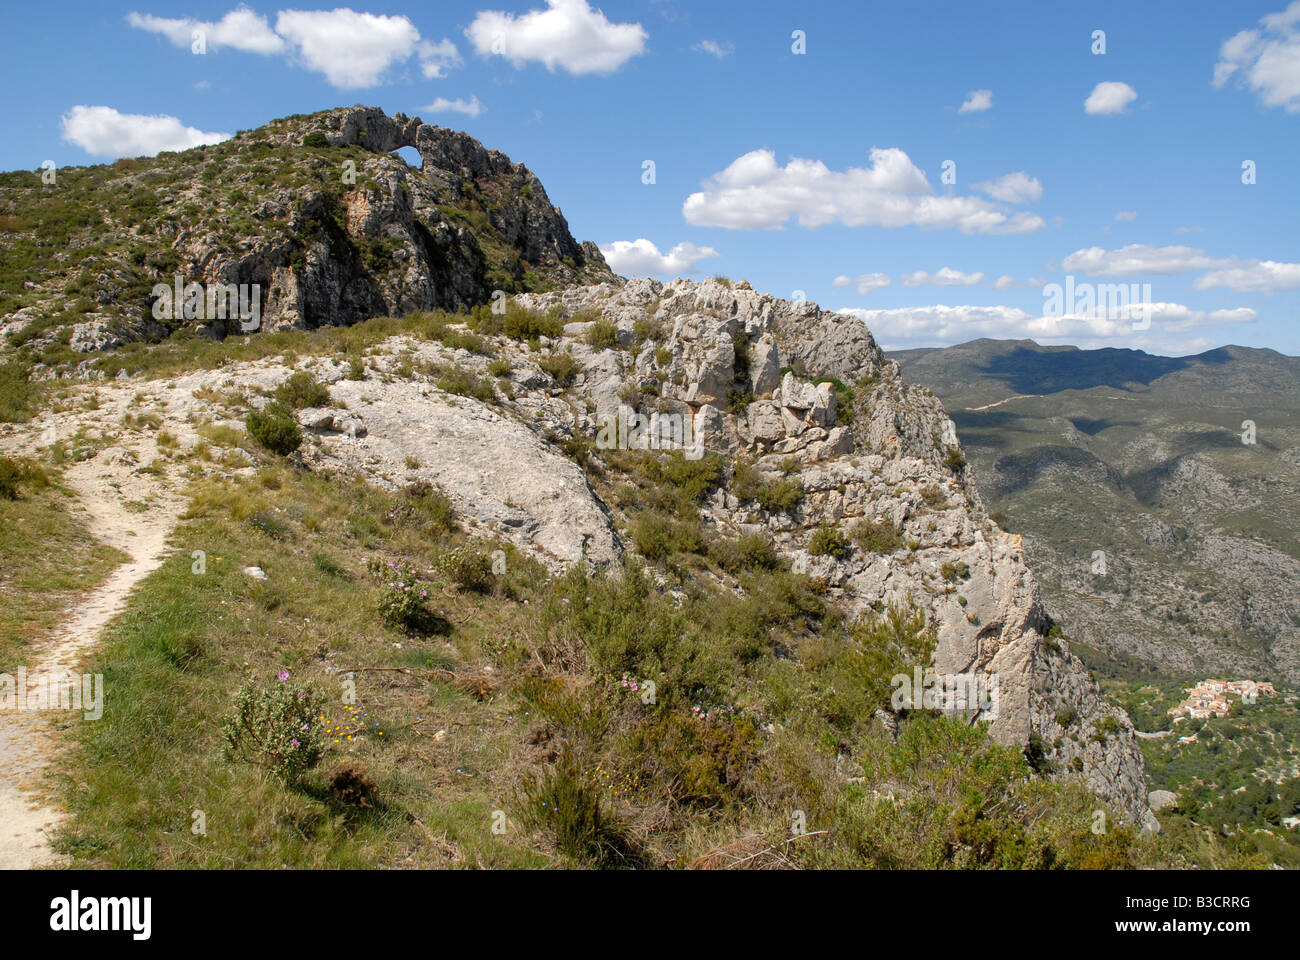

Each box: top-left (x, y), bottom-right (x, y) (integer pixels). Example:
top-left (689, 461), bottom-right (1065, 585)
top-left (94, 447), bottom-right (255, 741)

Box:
top-left (693, 40), bottom-right (733, 59)
top-left (61, 105), bottom-right (231, 158)
top-left (1175, 225), bottom-right (1206, 234)
top-left (901, 267), bottom-right (984, 287)
top-left (682, 148), bottom-right (1044, 235)
top-left (1194, 260), bottom-right (1300, 293)
top-left (976, 171), bottom-right (1042, 205)
top-left (276, 9), bottom-right (424, 88)
top-left (1213, 2), bottom-right (1300, 112)
top-left (126, 6), bottom-right (285, 54)
top-left (1084, 81), bottom-right (1138, 114)
top-left (599, 239), bottom-right (719, 276)
top-left (838, 300), bottom-right (1256, 350)
top-left (958, 89), bottom-right (993, 113)
top-left (833, 273), bottom-right (891, 295)
top-left (419, 38), bottom-right (464, 79)
top-left (1115, 210), bottom-right (1138, 222)
top-left (1062, 243), bottom-right (1227, 276)
top-left (128, 7), bottom-right (460, 87)
top-left (993, 275), bottom-right (1016, 290)
top-left (421, 96), bottom-right (483, 118)
top-left (467, 0), bottom-right (648, 75)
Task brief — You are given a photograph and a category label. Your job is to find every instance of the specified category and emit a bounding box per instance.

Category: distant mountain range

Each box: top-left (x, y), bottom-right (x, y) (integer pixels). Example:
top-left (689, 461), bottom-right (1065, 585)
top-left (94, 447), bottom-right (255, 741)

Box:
top-left (891, 339), bottom-right (1300, 685)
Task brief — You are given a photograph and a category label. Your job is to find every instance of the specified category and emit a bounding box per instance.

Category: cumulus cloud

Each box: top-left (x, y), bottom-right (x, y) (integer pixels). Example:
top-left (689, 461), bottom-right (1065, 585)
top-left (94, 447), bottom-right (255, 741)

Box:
top-left (276, 9), bottom-right (429, 87)
top-left (993, 275), bottom-right (1016, 290)
top-left (125, 6), bottom-right (285, 54)
top-left (693, 40), bottom-right (733, 58)
top-left (61, 105), bottom-right (231, 158)
top-left (1115, 210), bottom-right (1138, 222)
top-left (838, 301), bottom-right (1256, 350)
top-left (421, 96), bottom-right (483, 118)
top-left (419, 38), bottom-right (463, 78)
top-left (128, 6), bottom-right (459, 87)
top-left (1084, 81), bottom-right (1138, 114)
top-left (682, 148), bottom-right (1044, 234)
top-left (1062, 243), bottom-right (1227, 276)
top-left (901, 267), bottom-right (984, 287)
top-left (1194, 260), bottom-right (1300, 293)
top-left (833, 273), bottom-right (891, 295)
top-left (467, 0), bottom-right (648, 75)
top-left (599, 239), bottom-right (719, 276)
top-left (958, 89), bottom-right (993, 113)
top-left (975, 171), bottom-right (1042, 205)
top-left (1213, 2), bottom-right (1300, 111)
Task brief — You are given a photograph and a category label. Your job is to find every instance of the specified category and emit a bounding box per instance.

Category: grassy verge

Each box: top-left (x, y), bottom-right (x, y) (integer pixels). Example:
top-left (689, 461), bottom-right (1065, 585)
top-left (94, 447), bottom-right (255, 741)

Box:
top-left (50, 450), bottom-right (1227, 869)
top-left (0, 465), bottom-right (128, 667)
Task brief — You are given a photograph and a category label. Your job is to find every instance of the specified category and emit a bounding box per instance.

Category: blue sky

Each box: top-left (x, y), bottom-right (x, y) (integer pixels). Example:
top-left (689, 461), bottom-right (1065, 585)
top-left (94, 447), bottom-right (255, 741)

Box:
top-left (3, 0), bottom-right (1298, 355)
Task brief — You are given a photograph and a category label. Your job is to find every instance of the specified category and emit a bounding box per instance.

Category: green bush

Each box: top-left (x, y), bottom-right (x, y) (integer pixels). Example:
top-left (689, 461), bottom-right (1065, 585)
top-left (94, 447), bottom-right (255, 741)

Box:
top-left (731, 463), bottom-right (803, 512)
top-left (852, 517), bottom-right (904, 554)
top-left (302, 131), bottom-right (330, 148)
top-left (245, 402), bottom-right (302, 455)
top-left (539, 350), bottom-right (581, 387)
top-left (517, 751), bottom-right (634, 866)
top-left (274, 370), bottom-right (331, 410)
top-left (220, 677), bottom-right (325, 783)
top-left (940, 561), bottom-right (970, 582)
top-left (370, 556), bottom-right (431, 628)
top-left (585, 318), bottom-right (620, 350)
top-left (435, 546), bottom-right (494, 592)
top-left (0, 455), bottom-right (47, 500)
top-left (808, 524), bottom-right (852, 560)
top-left (708, 532), bottom-right (779, 573)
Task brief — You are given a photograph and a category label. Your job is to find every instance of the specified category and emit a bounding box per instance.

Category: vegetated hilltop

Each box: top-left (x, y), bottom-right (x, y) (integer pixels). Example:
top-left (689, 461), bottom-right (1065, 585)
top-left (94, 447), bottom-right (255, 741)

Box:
top-left (0, 110), bottom-right (1187, 868)
top-left (0, 104), bottom-right (614, 375)
top-left (892, 339), bottom-right (1300, 686)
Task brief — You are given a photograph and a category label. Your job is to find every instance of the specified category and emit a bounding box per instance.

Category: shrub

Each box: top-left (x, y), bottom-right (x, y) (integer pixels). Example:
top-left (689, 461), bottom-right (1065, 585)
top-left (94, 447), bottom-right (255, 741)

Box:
top-left (246, 508), bottom-right (287, 539)
top-left (852, 515), bottom-right (904, 554)
top-left (220, 677), bottom-right (325, 783)
top-left (539, 350), bottom-right (581, 387)
top-left (346, 358), bottom-right (365, 380)
top-left (0, 359), bottom-right (40, 423)
top-left (325, 761), bottom-right (378, 808)
top-left (245, 402), bottom-right (302, 455)
top-left (435, 546), bottom-right (494, 592)
top-left (370, 556), bottom-right (431, 628)
top-left (0, 455), bottom-right (47, 500)
top-left (434, 364), bottom-right (495, 403)
top-left (585, 318), bottom-right (620, 350)
top-left (940, 561), bottom-right (970, 582)
top-left (808, 524), bottom-right (852, 560)
top-left (731, 463), bottom-right (803, 512)
top-left (302, 131), bottom-right (330, 148)
top-left (501, 304), bottom-right (565, 341)
top-left (708, 532), bottom-right (779, 573)
top-left (274, 370), bottom-right (331, 410)
top-left (517, 751), bottom-right (634, 866)
top-left (944, 448), bottom-right (967, 473)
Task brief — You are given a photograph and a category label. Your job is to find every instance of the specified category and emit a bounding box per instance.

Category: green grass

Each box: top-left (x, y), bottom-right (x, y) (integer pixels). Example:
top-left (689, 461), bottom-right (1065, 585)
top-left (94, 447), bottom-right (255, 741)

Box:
top-left (0, 473), bottom-right (128, 666)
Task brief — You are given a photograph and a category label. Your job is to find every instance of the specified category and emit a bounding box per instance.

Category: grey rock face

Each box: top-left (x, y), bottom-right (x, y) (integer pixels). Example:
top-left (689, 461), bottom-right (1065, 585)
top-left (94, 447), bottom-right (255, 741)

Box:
top-left (512, 277), bottom-right (1156, 830)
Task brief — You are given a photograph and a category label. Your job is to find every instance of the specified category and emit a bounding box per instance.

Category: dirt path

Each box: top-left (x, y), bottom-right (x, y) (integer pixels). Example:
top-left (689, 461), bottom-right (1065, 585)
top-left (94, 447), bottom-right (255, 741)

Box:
top-left (0, 432), bottom-right (184, 869)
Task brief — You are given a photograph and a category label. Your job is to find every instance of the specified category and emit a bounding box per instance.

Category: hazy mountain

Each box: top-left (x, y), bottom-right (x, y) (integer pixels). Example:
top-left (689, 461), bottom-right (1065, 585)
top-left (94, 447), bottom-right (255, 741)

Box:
top-left (892, 338), bottom-right (1300, 684)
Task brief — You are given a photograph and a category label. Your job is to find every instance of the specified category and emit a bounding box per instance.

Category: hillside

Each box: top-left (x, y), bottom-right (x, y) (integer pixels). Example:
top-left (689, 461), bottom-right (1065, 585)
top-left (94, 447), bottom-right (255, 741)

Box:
top-left (0, 105), bottom-right (614, 378)
top-left (11, 108), bottom-right (1266, 869)
top-left (892, 339), bottom-right (1300, 685)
